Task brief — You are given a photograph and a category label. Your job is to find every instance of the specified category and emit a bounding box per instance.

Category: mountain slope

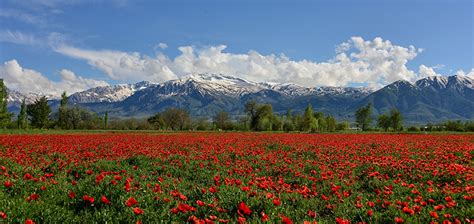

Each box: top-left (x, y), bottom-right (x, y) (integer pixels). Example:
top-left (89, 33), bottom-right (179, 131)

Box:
top-left (6, 73), bottom-right (473, 124)
top-left (354, 75), bottom-right (474, 123)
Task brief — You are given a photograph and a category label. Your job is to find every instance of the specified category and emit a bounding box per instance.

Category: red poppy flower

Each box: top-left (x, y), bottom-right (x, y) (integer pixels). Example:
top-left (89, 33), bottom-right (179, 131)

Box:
top-left (126, 196), bottom-right (138, 207)
top-left (133, 207), bottom-right (144, 215)
top-left (273, 198), bottom-right (281, 206)
top-left (26, 193), bottom-right (40, 202)
top-left (367, 210), bottom-right (373, 216)
top-left (4, 181), bottom-right (13, 188)
top-left (238, 202), bottom-right (252, 216)
top-left (101, 196), bottom-right (111, 205)
top-left (395, 217), bottom-right (404, 223)
top-left (25, 219), bottom-right (34, 224)
top-left (83, 195), bottom-right (95, 203)
top-left (0, 212), bottom-right (7, 219)
top-left (196, 200), bottom-right (206, 207)
top-left (69, 191), bottom-right (75, 199)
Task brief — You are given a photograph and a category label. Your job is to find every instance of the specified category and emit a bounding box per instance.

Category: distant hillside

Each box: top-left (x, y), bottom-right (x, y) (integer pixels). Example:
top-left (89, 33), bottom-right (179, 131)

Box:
top-left (7, 73), bottom-right (474, 124)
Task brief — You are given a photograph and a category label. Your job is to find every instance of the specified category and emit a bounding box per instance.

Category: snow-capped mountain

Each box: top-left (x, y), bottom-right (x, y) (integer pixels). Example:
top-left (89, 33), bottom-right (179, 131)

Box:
top-left (127, 73), bottom-right (374, 98)
top-left (5, 73), bottom-right (473, 123)
top-left (355, 75), bottom-right (474, 123)
top-left (7, 89), bottom-right (57, 105)
top-left (68, 81), bottom-right (154, 103)
top-left (151, 74), bottom-right (266, 97)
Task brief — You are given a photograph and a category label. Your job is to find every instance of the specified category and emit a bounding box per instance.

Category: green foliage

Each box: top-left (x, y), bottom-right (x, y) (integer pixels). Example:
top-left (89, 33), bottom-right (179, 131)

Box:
top-left (355, 103), bottom-right (372, 131)
top-left (58, 91), bottom-right (69, 129)
top-left (213, 111), bottom-right (231, 130)
top-left (0, 79), bottom-right (13, 128)
top-left (389, 108), bottom-right (403, 131)
top-left (27, 96), bottom-right (52, 129)
top-left (103, 111), bottom-right (108, 130)
top-left (17, 99), bottom-right (28, 129)
top-left (244, 101), bottom-right (275, 131)
top-left (377, 114), bottom-right (391, 131)
top-left (147, 107), bottom-right (191, 130)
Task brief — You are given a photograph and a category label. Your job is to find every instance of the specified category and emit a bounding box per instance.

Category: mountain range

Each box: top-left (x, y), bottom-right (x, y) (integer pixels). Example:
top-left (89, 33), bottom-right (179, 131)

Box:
top-left (7, 73), bottom-right (474, 124)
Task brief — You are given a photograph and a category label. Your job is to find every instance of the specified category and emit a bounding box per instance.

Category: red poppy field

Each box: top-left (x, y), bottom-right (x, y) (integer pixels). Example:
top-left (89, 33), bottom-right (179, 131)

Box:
top-left (0, 133), bottom-right (473, 223)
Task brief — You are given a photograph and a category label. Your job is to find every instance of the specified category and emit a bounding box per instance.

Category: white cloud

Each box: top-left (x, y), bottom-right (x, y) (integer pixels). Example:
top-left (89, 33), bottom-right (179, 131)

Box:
top-left (456, 69), bottom-right (474, 78)
top-left (157, 42), bottom-right (168, 49)
top-left (0, 59), bottom-right (108, 96)
top-left (54, 36), bottom-right (430, 87)
top-left (0, 30), bottom-right (39, 45)
top-left (418, 64), bottom-right (441, 78)
top-left (0, 8), bottom-right (45, 26)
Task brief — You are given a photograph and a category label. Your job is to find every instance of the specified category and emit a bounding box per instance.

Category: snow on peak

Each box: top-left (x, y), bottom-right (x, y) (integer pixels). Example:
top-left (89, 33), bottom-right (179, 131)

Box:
top-left (415, 76), bottom-right (448, 88)
top-left (68, 81), bottom-right (156, 103)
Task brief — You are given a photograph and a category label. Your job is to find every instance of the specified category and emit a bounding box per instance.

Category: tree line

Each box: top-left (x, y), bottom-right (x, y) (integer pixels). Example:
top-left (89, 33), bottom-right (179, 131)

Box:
top-left (1, 79), bottom-right (473, 132)
top-left (146, 101), bottom-right (347, 132)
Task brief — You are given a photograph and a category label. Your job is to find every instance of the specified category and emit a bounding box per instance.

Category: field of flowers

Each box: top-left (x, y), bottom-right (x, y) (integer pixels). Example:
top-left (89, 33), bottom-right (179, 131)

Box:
top-left (0, 133), bottom-right (472, 223)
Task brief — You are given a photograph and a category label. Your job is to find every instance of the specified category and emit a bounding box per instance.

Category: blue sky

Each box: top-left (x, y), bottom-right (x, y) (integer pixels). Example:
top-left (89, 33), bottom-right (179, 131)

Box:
top-left (0, 0), bottom-right (473, 95)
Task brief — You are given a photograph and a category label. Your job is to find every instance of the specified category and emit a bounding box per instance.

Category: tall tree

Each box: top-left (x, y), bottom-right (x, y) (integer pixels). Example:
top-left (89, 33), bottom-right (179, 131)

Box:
top-left (213, 110), bottom-right (230, 130)
top-left (245, 100), bottom-right (259, 131)
top-left (103, 111), bottom-right (108, 129)
top-left (377, 113), bottom-right (391, 131)
top-left (302, 104), bottom-right (317, 132)
top-left (27, 96), bottom-right (51, 129)
top-left (326, 115), bottom-right (336, 132)
top-left (58, 91), bottom-right (69, 129)
top-left (355, 103), bottom-right (372, 131)
top-left (255, 104), bottom-right (273, 131)
top-left (160, 107), bottom-right (190, 130)
top-left (389, 108), bottom-right (403, 131)
top-left (0, 79), bottom-right (13, 128)
top-left (17, 99), bottom-right (27, 129)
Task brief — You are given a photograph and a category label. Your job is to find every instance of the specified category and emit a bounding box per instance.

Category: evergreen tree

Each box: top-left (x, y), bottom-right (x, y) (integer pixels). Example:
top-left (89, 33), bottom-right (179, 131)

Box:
top-left (27, 96), bottom-right (51, 129)
top-left (17, 99), bottom-right (27, 129)
top-left (104, 111), bottom-right (108, 129)
top-left (0, 79), bottom-right (13, 128)
top-left (58, 91), bottom-right (69, 129)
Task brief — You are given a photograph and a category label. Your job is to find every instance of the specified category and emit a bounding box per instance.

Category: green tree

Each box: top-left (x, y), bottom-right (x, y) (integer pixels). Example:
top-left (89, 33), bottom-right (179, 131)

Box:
top-left (0, 79), bottom-right (13, 128)
top-left (147, 113), bottom-right (165, 130)
top-left (336, 121), bottom-right (350, 131)
top-left (283, 110), bottom-right (295, 132)
top-left (389, 108), bottom-right (403, 131)
top-left (301, 104), bottom-right (317, 132)
top-left (326, 115), bottom-right (336, 132)
top-left (213, 110), bottom-right (230, 130)
top-left (104, 111), bottom-right (109, 129)
top-left (160, 107), bottom-right (191, 130)
top-left (17, 99), bottom-right (28, 129)
top-left (355, 103), bottom-right (372, 131)
top-left (244, 101), bottom-right (274, 131)
top-left (27, 96), bottom-right (51, 129)
top-left (377, 113), bottom-right (391, 131)
top-left (245, 100), bottom-right (259, 131)
top-left (58, 91), bottom-right (69, 129)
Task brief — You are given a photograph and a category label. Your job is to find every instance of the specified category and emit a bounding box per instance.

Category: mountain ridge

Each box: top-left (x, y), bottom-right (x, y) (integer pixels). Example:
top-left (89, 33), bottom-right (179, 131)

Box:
top-left (6, 74), bottom-right (474, 124)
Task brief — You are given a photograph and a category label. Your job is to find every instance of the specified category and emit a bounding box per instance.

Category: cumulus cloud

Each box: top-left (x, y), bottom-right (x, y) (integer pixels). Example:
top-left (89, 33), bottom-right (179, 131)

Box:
top-left (456, 69), bottom-right (474, 78)
top-left (54, 36), bottom-right (433, 87)
top-left (0, 59), bottom-right (108, 96)
top-left (418, 64), bottom-right (441, 78)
